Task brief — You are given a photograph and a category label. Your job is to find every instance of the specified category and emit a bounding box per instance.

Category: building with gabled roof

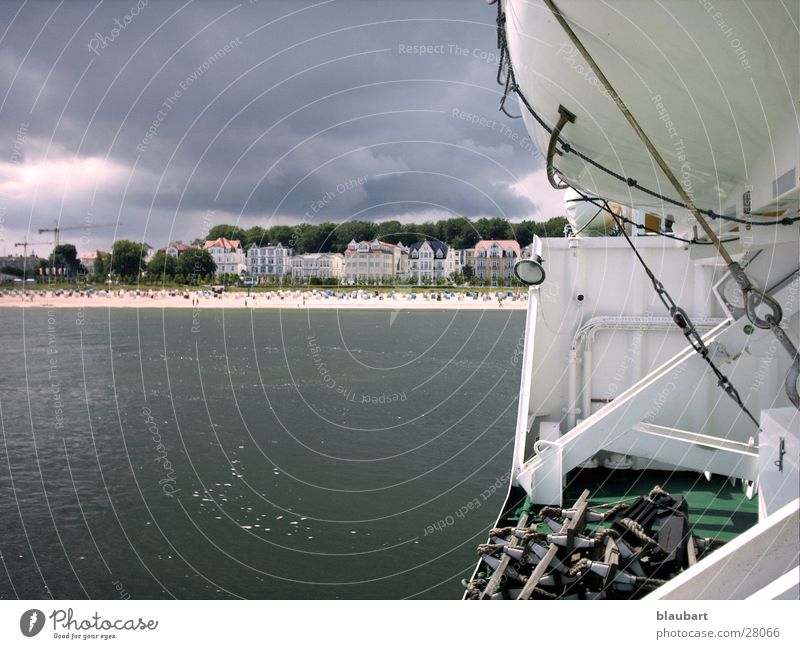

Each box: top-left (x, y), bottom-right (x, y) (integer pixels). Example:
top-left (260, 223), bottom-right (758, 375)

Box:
top-left (246, 242), bottom-right (294, 280)
top-left (343, 239), bottom-right (408, 283)
top-left (468, 239), bottom-right (521, 284)
top-left (407, 240), bottom-right (454, 283)
top-left (204, 237), bottom-right (245, 276)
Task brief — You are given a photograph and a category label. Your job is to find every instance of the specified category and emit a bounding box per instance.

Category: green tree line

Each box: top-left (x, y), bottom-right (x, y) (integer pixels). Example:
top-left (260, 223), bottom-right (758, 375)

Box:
top-left (202, 216), bottom-right (567, 254)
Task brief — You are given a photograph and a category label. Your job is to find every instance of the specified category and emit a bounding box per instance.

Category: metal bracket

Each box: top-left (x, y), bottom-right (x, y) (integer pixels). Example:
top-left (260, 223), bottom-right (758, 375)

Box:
top-left (775, 437), bottom-right (786, 472)
top-left (546, 105), bottom-right (576, 190)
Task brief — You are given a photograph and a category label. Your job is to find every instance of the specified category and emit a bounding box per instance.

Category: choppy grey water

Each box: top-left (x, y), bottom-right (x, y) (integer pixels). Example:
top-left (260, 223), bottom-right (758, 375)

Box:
top-left (0, 307), bottom-right (523, 599)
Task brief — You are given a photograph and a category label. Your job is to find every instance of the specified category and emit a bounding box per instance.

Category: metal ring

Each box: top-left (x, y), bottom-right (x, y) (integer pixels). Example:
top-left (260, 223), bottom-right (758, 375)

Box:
top-left (745, 287), bottom-right (783, 330)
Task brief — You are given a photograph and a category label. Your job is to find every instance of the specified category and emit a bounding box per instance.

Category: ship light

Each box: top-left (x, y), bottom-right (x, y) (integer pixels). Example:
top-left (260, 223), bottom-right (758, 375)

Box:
top-left (514, 255), bottom-right (546, 286)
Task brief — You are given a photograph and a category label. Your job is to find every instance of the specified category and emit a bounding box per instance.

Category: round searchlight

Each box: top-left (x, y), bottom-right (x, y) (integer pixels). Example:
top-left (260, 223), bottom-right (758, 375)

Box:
top-left (514, 256), bottom-right (546, 286)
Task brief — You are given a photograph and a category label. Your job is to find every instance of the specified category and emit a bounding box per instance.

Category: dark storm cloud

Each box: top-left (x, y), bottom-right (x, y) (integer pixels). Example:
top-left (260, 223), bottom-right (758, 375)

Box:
top-left (0, 0), bottom-right (548, 251)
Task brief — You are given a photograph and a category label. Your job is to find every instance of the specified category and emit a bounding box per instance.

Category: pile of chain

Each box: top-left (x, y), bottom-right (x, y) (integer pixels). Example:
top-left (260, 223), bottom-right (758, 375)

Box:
top-left (466, 486), bottom-right (712, 600)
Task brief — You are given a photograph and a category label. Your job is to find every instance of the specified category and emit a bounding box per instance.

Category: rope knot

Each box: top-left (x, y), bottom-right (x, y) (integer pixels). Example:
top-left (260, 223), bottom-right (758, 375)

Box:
top-left (626, 177), bottom-right (638, 187)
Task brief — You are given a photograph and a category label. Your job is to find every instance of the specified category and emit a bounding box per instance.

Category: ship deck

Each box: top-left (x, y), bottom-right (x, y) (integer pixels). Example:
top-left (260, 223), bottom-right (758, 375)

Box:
top-left (564, 469), bottom-right (759, 543)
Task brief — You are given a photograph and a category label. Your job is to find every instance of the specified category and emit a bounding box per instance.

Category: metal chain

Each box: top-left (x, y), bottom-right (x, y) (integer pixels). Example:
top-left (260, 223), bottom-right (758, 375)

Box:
top-left (491, 0), bottom-right (798, 413)
top-left (597, 192), bottom-right (761, 428)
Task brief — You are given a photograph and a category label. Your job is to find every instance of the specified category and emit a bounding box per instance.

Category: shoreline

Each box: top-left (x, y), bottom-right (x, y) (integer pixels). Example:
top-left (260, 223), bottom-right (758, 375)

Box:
top-left (0, 291), bottom-right (528, 310)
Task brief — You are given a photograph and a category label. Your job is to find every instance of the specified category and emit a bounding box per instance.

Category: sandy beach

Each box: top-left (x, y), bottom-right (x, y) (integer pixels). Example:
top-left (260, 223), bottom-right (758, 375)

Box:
top-left (0, 287), bottom-right (529, 310)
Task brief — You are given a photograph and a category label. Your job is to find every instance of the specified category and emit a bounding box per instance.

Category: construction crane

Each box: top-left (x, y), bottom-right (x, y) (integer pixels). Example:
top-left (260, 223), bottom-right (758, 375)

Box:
top-left (13, 239), bottom-right (51, 258)
top-left (37, 222), bottom-right (116, 250)
top-left (11, 240), bottom-right (50, 288)
top-left (35, 222), bottom-right (116, 284)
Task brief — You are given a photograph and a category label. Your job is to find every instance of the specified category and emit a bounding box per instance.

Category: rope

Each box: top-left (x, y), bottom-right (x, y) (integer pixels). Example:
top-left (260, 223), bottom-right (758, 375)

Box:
top-left (539, 506), bottom-right (563, 519)
top-left (477, 543), bottom-right (505, 556)
top-left (602, 503), bottom-right (630, 521)
top-left (649, 485), bottom-right (671, 500)
top-left (490, 0), bottom-right (799, 229)
top-left (568, 558), bottom-right (590, 576)
top-left (489, 526), bottom-right (513, 537)
top-left (635, 576), bottom-right (668, 588)
top-left (594, 527), bottom-right (620, 542)
top-left (525, 583), bottom-right (558, 599)
top-left (620, 518), bottom-right (658, 548)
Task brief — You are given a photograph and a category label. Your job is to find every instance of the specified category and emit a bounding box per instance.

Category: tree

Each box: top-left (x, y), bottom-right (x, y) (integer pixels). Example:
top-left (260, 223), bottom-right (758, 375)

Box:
top-left (265, 225), bottom-right (295, 247)
top-left (111, 240), bottom-right (146, 278)
top-left (332, 221), bottom-right (377, 251)
top-left (297, 221), bottom-right (336, 253)
top-left (93, 251), bottom-right (109, 280)
top-left (146, 251), bottom-right (177, 280)
top-left (244, 226), bottom-right (266, 247)
top-left (0, 265), bottom-right (23, 277)
top-left (40, 244), bottom-right (81, 276)
top-left (375, 220), bottom-right (404, 244)
top-left (476, 217), bottom-right (512, 240)
top-left (206, 224), bottom-right (247, 243)
top-left (177, 248), bottom-right (216, 282)
top-left (462, 264), bottom-right (475, 280)
top-left (439, 217), bottom-right (479, 249)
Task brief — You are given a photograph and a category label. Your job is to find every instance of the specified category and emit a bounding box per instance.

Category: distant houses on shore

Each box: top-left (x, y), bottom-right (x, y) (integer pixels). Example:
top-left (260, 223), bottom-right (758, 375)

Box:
top-left (2, 237), bottom-right (527, 286)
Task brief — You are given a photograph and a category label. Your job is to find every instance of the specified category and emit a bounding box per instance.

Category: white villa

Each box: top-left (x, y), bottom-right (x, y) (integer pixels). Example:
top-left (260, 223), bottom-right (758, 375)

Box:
top-left (161, 242), bottom-right (197, 258)
top-left (79, 250), bottom-right (110, 274)
top-left (343, 239), bottom-right (408, 283)
top-left (246, 243), bottom-right (294, 280)
top-left (407, 240), bottom-right (455, 283)
top-left (204, 237), bottom-right (246, 277)
top-left (291, 252), bottom-right (344, 280)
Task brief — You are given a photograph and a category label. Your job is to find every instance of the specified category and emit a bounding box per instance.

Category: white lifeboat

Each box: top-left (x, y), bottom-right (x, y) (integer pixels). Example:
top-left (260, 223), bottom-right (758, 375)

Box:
top-left (501, 0), bottom-right (799, 228)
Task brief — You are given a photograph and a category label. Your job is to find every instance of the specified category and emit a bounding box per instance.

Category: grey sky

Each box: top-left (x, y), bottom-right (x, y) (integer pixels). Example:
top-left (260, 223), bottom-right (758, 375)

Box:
top-left (0, 0), bottom-right (562, 254)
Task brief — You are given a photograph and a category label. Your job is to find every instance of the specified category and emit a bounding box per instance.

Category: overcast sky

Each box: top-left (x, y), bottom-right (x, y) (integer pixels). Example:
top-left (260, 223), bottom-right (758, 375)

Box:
top-left (0, 0), bottom-right (564, 254)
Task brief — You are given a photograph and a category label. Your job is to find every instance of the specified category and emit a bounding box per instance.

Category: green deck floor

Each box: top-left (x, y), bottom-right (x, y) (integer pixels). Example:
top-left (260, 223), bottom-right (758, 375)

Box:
top-left (565, 468), bottom-right (759, 543)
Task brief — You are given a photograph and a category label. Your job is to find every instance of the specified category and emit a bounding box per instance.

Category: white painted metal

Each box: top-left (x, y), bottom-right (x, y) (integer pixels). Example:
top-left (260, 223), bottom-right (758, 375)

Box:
top-left (511, 238), bottom-right (543, 485)
top-left (517, 321), bottom-right (727, 503)
top-left (564, 188), bottom-right (615, 235)
top-left (758, 407), bottom-right (800, 519)
top-left (603, 422), bottom-right (758, 481)
top-left (516, 276), bottom-right (798, 502)
top-left (746, 569), bottom-right (800, 600)
top-left (644, 499), bottom-right (800, 600)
